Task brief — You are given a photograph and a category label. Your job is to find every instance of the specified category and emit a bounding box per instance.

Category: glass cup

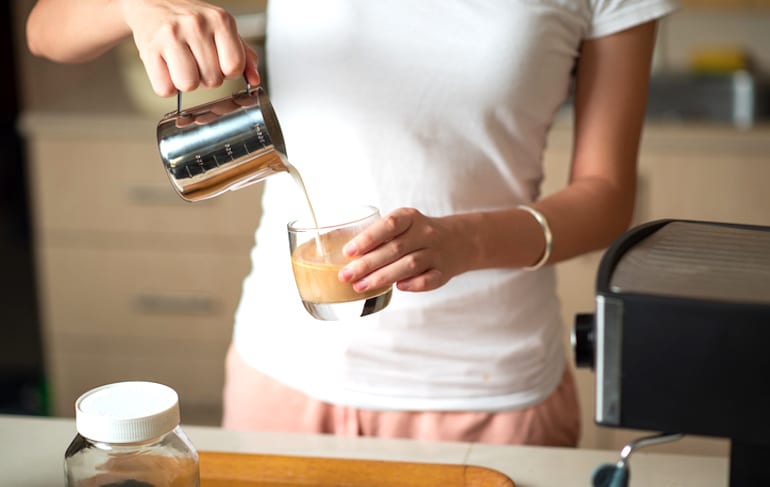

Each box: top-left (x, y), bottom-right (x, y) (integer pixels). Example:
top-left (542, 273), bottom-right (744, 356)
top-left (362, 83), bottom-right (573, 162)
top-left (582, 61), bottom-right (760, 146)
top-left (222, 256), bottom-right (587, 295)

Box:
top-left (288, 205), bottom-right (392, 320)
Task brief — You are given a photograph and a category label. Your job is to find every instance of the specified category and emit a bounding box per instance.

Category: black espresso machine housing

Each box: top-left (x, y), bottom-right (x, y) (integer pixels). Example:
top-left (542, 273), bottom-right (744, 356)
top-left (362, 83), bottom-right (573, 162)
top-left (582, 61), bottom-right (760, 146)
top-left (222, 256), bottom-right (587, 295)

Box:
top-left (573, 219), bottom-right (770, 486)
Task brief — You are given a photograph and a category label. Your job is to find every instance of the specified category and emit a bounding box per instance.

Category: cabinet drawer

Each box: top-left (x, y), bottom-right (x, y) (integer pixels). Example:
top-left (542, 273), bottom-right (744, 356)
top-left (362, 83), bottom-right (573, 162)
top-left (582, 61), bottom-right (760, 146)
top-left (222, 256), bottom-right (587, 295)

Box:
top-left (637, 153), bottom-right (770, 225)
top-left (27, 134), bottom-right (263, 236)
top-left (37, 246), bottom-right (254, 341)
top-left (48, 351), bottom-right (226, 421)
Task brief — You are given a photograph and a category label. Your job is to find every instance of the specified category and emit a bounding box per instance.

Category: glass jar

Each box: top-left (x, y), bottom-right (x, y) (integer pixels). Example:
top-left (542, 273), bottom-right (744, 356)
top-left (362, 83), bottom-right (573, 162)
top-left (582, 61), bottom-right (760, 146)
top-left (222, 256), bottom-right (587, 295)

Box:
top-left (64, 381), bottom-right (200, 487)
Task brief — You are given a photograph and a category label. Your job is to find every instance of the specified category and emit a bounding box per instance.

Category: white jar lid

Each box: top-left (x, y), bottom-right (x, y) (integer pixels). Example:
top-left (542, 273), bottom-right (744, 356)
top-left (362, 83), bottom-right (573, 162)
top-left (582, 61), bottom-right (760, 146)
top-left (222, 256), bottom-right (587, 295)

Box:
top-left (75, 381), bottom-right (181, 443)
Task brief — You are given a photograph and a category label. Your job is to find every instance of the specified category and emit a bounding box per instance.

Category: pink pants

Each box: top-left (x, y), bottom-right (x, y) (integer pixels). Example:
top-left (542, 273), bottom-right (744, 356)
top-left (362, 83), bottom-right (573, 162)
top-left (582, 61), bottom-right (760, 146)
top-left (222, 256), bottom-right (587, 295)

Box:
top-left (222, 343), bottom-right (580, 447)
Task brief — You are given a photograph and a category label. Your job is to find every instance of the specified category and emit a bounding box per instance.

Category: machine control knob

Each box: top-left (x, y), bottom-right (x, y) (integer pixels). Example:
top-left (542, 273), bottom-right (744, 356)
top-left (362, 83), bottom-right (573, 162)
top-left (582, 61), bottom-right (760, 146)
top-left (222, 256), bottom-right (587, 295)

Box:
top-left (573, 313), bottom-right (595, 369)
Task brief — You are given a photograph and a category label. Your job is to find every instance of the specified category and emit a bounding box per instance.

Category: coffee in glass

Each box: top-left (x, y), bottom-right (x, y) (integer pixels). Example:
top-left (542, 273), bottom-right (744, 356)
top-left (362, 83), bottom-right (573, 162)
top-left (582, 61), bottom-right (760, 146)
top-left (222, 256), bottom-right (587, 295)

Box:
top-left (288, 205), bottom-right (392, 320)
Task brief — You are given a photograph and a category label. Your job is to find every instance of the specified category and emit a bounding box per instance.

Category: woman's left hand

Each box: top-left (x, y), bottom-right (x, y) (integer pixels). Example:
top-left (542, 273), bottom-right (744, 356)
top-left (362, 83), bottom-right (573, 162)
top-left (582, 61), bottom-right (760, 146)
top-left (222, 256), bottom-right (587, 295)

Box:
top-left (337, 208), bottom-right (471, 293)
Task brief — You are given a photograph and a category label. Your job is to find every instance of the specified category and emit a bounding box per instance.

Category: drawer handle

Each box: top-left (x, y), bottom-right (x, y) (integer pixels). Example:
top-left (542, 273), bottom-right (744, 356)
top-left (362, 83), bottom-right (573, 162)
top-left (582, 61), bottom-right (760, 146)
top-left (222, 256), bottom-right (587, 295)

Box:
top-left (133, 294), bottom-right (220, 315)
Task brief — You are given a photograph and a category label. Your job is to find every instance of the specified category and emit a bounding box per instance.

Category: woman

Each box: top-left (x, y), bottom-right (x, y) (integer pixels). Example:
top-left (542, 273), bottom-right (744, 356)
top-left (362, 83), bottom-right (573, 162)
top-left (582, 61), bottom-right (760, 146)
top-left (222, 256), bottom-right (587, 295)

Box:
top-left (27, 0), bottom-right (677, 446)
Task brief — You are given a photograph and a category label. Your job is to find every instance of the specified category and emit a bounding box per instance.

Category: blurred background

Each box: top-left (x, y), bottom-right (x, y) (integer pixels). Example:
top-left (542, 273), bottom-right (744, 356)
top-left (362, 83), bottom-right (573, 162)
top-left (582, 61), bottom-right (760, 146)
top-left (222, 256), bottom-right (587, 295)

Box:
top-left (2, 0), bottom-right (268, 422)
top-left (1, 0), bottom-right (769, 457)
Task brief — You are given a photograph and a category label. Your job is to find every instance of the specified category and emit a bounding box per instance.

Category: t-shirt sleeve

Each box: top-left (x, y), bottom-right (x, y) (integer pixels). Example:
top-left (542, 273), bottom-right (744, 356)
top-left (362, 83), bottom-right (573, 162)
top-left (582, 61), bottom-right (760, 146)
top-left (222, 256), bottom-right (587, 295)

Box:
top-left (587, 0), bottom-right (679, 39)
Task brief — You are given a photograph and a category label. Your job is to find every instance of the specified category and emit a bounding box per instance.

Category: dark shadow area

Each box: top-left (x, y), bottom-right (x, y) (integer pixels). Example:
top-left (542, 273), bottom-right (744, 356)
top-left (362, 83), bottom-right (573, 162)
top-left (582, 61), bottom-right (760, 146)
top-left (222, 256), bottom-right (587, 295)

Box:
top-left (0, 2), bottom-right (46, 416)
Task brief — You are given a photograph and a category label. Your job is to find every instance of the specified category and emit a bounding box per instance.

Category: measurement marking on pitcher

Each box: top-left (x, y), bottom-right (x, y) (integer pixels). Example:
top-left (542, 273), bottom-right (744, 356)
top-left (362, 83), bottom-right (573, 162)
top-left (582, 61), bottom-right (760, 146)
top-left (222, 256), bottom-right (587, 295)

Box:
top-left (254, 124), bottom-right (268, 146)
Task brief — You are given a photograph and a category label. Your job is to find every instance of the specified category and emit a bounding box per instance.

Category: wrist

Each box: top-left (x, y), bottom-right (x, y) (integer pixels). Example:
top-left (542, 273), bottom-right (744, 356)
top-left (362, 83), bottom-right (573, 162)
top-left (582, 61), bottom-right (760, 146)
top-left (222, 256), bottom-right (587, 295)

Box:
top-left (456, 208), bottom-right (551, 272)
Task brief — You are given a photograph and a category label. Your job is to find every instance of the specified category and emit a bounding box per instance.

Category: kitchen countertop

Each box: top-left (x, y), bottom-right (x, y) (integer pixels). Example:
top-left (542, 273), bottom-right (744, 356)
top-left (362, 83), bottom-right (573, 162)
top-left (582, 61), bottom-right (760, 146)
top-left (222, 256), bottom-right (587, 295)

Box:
top-left (0, 414), bottom-right (729, 486)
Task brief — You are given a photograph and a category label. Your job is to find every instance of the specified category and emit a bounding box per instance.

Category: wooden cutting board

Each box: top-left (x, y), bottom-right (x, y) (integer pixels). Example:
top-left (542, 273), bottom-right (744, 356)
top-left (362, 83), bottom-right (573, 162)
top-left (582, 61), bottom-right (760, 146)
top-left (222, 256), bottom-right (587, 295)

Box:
top-left (200, 451), bottom-right (515, 486)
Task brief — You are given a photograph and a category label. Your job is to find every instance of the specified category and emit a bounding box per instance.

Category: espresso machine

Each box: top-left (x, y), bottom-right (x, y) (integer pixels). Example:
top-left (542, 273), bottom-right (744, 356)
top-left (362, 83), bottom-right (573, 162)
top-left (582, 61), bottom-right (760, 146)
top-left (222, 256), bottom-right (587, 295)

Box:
top-left (572, 219), bottom-right (770, 487)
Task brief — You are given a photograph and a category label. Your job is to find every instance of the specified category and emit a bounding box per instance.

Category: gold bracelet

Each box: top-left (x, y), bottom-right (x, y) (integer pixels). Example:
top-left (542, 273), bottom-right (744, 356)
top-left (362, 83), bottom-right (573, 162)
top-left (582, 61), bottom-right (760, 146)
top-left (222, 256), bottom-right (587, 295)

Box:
top-left (517, 204), bottom-right (552, 270)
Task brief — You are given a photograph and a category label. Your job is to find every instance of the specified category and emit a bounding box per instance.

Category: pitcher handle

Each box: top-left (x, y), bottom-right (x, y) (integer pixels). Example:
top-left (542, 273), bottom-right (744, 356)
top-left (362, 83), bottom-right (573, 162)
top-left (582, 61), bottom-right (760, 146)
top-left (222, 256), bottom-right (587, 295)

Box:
top-left (175, 75), bottom-right (255, 115)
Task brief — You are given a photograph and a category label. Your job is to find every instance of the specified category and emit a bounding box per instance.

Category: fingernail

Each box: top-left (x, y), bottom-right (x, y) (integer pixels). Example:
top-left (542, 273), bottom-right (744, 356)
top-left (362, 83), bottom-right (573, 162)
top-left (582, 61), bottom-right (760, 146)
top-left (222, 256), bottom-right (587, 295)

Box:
top-left (343, 242), bottom-right (357, 257)
top-left (338, 267), bottom-right (353, 282)
top-left (353, 279), bottom-right (368, 293)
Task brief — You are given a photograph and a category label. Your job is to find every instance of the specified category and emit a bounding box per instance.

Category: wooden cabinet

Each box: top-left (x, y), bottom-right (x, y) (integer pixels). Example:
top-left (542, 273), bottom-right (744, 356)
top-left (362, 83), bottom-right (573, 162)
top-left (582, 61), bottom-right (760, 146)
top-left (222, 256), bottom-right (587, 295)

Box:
top-left (21, 113), bottom-right (263, 425)
top-left (542, 121), bottom-right (770, 455)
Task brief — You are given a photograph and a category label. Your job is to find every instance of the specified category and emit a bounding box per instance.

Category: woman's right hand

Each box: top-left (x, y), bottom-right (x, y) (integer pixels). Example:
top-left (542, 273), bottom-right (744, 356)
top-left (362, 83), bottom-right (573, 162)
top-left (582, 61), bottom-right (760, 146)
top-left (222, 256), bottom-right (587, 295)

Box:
top-left (118, 0), bottom-right (260, 97)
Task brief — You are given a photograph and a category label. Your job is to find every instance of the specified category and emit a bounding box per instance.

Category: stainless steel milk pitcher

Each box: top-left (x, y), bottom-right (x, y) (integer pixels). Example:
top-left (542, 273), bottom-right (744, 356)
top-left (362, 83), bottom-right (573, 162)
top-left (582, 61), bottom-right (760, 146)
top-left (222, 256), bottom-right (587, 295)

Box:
top-left (157, 83), bottom-right (287, 202)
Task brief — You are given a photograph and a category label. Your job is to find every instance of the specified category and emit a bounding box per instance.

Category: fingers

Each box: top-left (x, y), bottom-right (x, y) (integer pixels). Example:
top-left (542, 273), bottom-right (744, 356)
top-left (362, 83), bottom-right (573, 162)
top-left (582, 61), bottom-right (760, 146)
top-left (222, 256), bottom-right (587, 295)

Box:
top-left (188, 31), bottom-right (224, 89)
top-left (338, 208), bottom-right (452, 293)
top-left (141, 49), bottom-right (176, 97)
top-left (128, 2), bottom-right (257, 97)
top-left (162, 40), bottom-right (201, 93)
top-left (243, 41), bottom-right (261, 86)
top-left (396, 269), bottom-right (446, 292)
top-left (349, 249), bottom-right (446, 294)
top-left (211, 10), bottom-right (244, 79)
top-left (343, 209), bottom-right (415, 257)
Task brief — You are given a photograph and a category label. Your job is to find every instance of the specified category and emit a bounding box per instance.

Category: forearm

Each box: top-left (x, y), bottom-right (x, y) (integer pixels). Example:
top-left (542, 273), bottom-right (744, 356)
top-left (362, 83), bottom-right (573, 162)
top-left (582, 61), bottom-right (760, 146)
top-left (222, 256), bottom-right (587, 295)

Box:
top-left (27, 0), bottom-right (131, 62)
top-left (536, 175), bottom-right (635, 262)
top-left (455, 178), bottom-right (634, 272)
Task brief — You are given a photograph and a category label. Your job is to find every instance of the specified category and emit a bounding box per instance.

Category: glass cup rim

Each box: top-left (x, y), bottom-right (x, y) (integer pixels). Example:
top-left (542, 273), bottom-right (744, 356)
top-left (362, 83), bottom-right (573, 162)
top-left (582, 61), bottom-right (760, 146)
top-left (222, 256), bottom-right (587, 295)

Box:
top-left (287, 204), bottom-right (380, 233)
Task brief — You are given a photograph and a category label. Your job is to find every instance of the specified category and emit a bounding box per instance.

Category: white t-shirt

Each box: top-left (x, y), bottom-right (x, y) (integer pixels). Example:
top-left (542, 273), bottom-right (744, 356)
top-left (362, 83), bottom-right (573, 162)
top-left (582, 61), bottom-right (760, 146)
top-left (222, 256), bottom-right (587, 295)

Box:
top-left (232, 0), bottom-right (677, 411)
